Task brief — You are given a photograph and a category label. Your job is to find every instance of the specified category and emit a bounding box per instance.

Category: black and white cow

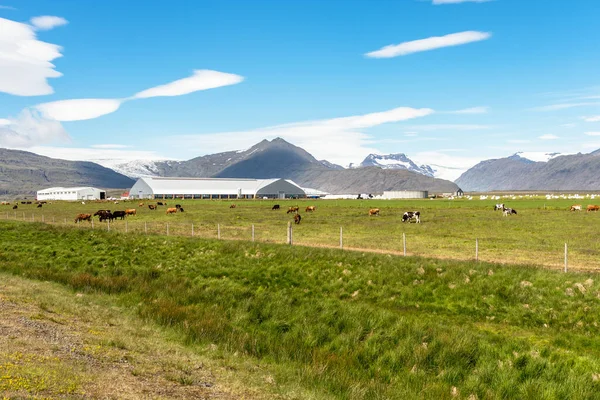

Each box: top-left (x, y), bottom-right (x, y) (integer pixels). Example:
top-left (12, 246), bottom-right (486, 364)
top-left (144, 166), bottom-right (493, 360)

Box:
top-left (502, 207), bottom-right (517, 216)
top-left (402, 211), bottom-right (421, 223)
top-left (494, 203), bottom-right (504, 211)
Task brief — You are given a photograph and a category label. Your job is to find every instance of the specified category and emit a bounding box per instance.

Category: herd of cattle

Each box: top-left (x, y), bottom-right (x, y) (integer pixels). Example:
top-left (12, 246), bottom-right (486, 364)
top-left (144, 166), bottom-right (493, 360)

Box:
top-left (74, 202), bottom-right (187, 223)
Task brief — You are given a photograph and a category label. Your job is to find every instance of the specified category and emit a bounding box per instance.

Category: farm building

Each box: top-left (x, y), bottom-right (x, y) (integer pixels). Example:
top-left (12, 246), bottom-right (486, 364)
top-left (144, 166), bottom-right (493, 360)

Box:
top-left (381, 190), bottom-right (429, 199)
top-left (128, 177), bottom-right (306, 199)
top-left (36, 187), bottom-right (106, 201)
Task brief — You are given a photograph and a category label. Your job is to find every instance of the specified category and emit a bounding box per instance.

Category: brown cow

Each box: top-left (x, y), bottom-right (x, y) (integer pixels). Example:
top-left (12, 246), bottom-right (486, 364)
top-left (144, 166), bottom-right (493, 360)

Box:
top-left (287, 206), bottom-right (299, 214)
top-left (166, 207), bottom-right (178, 214)
top-left (587, 205), bottom-right (600, 212)
top-left (368, 208), bottom-right (380, 216)
top-left (148, 204), bottom-right (157, 210)
top-left (294, 214), bottom-right (302, 224)
top-left (74, 213), bottom-right (92, 223)
top-left (230, 204), bottom-right (236, 209)
top-left (125, 208), bottom-right (137, 216)
top-left (138, 202), bottom-right (144, 207)
top-left (305, 206), bottom-right (316, 212)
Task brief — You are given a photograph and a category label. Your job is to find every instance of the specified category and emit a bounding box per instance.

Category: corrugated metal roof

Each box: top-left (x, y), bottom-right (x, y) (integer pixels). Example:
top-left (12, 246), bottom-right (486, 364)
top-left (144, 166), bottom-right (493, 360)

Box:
top-left (135, 177), bottom-right (296, 195)
top-left (37, 187), bottom-right (104, 192)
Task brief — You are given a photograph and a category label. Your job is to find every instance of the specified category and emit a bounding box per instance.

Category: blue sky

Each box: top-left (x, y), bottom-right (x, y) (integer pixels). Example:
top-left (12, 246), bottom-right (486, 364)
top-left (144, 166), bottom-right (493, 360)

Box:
top-left (1, 0), bottom-right (599, 180)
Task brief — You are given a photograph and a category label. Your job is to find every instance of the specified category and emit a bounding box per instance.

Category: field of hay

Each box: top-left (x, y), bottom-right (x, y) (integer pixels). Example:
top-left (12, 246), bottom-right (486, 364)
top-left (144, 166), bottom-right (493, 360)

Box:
top-left (4, 194), bottom-right (600, 270)
top-left (1, 215), bottom-right (600, 399)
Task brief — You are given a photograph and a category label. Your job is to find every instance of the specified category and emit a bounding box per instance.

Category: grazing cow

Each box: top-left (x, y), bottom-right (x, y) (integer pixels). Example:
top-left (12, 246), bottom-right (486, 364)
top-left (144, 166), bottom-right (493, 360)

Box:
top-left (294, 214), bottom-right (302, 224)
top-left (12, 205), bottom-right (17, 209)
top-left (157, 202), bottom-right (164, 206)
top-left (166, 207), bottom-right (178, 214)
top-left (74, 213), bottom-right (92, 223)
top-left (305, 206), bottom-right (316, 212)
top-left (570, 204), bottom-right (582, 211)
top-left (587, 205), bottom-right (600, 212)
top-left (93, 209), bottom-right (111, 217)
top-left (175, 204), bottom-right (182, 210)
top-left (21, 201), bottom-right (26, 204)
top-left (494, 203), bottom-right (505, 211)
top-left (112, 210), bottom-right (126, 220)
top-left (287, 206), bottom-right (299, 214)
top-left (138, 202), bottom-right (144, 207)
top-left (503, 207), bottom-right (517, 216)
top-left (26, 201), bottom-right (32, 204)
top-left (125, 209), bottom-right (137, 216)
top-left (272, 204), bottom-right (280, 210)
top-left (178, 207), bottom-right (185, 212)
top-left (368, 208), bottom-right (380, 216)
top-left (230, 204), bottom-right (236, 209)
top-left (402, 211), bottom-right (421, 223)
top-left (37, 203), bottom-right (42, 208)
top-left (148, 204), bottom-right (157, 210)
top-left (95, 210), bottom-right (113, 222)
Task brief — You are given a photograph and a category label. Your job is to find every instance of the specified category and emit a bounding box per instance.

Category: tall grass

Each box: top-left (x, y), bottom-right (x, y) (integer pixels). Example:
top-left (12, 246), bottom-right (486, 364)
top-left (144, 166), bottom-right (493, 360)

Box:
top-left (1, 220), bottom-right (600, 399)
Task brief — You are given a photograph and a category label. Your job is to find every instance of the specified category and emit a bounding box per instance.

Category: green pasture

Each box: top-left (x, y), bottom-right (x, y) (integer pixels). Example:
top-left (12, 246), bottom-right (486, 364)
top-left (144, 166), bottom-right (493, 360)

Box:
top-left (0, 221), bottom-right (599, 399)
top-left (4, 195), bottom-right (600, 270)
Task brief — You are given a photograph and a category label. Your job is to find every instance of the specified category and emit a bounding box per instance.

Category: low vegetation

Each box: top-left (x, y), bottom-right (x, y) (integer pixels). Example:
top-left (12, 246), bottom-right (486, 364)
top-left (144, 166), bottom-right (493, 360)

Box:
top-left (1, 221), bottom-right (600, 399)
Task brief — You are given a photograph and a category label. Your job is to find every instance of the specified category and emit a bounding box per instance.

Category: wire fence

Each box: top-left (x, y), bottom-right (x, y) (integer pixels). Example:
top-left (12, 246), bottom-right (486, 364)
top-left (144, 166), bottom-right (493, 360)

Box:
top-left (3, 211), bottom-right (598, 272)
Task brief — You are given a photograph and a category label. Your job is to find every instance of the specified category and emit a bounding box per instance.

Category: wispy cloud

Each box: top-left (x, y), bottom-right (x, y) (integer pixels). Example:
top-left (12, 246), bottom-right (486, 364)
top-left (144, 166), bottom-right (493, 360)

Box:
top-left (33, 69), bottom-right (244, 122)
top-left (539, 134), bottom-right (559, 140)
top-left (0, 108), bottom-right (69, 147)
top-left (583, 116), bottom-right (600, 122)
top-left (0, 16), bottom-right (63, 96)
top-left (365, 31), bottom-right (491, 58)
top-left (0, 5), bottom-right (16, 10)
top-left (532, 102), bottom-right (600, 111)
top-left (584, 132), bottom-right (600, 136)
top-left (449, 106), bottom-right (489, 114)
top-left (36, 99), bottom-right (123, 122)
top-left (405, 124), bottom-right (493, 131)
top-left (433, 0), bottom-right (492, 3)
top-left (132, 70), bottom-right (244, 99)
top-left (167, 107), bottom-right (434, 167)
top-left (30, 16), bottom-right (68, 31)
top-left (0, 118), bottom-right (10, 126)
top-left (91, 144), bottom-right (131, 149)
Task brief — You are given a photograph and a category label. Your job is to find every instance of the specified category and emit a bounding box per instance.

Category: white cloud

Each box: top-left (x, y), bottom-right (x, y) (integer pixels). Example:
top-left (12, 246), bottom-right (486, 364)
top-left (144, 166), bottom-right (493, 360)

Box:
top-left (583, 116), bottom-right (600, 122)
top-left (0, 5), bottom-right (16, 10)
top-left (365, 31), bottom-right (491, 58)
top-left (168, 107), bottom-right (434, 167)
top-left (0, 108), bottom-right (69, 147)
top-left (584, 132), bottom-right (600, 136)
top-left (35, 99), bottom-right (123, 122)
top-left (538, 134), bottom-right (559, 140)
top-left (0, 17), bottom-right (63, 96)
top-left (0, 118), bottom-right (10, 125)
top-left (405, 124), bottom-right (493, 131)
top-left (30, 16), bottom-right (68, 31)
top-left (449, 106), bottom-right (489, 114)
top-left (433, 0), bottom-right (492, 4)
top-left (133, 69), bottom-right (244, 99)
top-left (532, 102), bottom-right (600, 111)
top-left (91, 144), bottom-right (131, 149)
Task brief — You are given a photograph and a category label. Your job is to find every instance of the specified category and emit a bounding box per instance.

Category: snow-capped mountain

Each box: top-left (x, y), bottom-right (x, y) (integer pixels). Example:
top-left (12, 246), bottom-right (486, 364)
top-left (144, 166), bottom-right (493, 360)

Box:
top-left (359, 153), bottom-right (435, 177)
top-left (512, 152), bottom-right (562, 162)
top-left (90, 158), bottom-right (170, 178)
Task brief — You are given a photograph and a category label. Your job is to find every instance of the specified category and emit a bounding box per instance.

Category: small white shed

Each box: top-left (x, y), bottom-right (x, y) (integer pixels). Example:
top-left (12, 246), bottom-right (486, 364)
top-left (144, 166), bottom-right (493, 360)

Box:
top-left (36, 187), bottom-right (106, 201)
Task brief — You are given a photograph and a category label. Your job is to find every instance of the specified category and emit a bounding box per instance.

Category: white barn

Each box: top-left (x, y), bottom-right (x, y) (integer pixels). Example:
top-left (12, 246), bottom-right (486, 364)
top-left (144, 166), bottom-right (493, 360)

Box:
top-left (128, 177), bottom-right (306, 200)
top-left (37, 187), bottom-right (106, 201)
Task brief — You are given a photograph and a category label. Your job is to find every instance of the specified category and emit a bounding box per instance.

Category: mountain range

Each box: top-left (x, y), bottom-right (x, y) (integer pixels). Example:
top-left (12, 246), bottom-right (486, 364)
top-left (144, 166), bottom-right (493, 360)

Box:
top-left (455, 151), bottom-right (600, 191)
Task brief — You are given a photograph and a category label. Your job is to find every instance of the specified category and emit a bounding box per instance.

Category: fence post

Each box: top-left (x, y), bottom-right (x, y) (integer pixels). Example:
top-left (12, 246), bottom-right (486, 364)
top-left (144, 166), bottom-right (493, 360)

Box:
top-left (32, 213), bottom-right (34, 222)
top-left (52, 216), bottom-right (55, 223)
top-left (340, 226), bottom-right (343, 249)
top-left (252, 224), bottom-right (255, 242)
top-left (403, 233), bottom-right (406, 256)
top-left (166, 223), bottom-right (169, 236)
top-left (287, 221), bottom-right (292, 245)
top-left (91, 219), bottom-right (94, 229)
top-left (191, 223), bottom-right (194, 237)
top-left (564, 243), bottom-right (568, 273)
top-left (125, 220), bottom-right (128, 233)
top-left (145, 221), bottom-right (147, 235)
top-left (476, 238), bottom-right (479, 262)
top-left (22, 212), bottom-right (24, 219)
top-left (107, 219), bottom-right (110, 232)
top-left (41, 215), bottom-right (44, 223)
top-left (218, 224), bottom-right (221, 239)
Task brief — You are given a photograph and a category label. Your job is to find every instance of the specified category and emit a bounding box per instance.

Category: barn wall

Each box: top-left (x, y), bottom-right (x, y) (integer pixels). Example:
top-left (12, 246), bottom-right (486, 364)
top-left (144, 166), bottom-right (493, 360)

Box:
top-left (129, 179), bottom-right (155, 199)
top-left (382, 191), bottom-right (428, 199)
top-left (257, 180), bottom-right (306, 199)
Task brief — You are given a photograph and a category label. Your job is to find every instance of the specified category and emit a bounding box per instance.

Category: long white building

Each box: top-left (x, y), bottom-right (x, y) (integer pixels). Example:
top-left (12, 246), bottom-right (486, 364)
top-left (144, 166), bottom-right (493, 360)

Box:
top-left (128, 177), bottom-right (306, 199)
top-left (37, 187), bottom-right (106, 201)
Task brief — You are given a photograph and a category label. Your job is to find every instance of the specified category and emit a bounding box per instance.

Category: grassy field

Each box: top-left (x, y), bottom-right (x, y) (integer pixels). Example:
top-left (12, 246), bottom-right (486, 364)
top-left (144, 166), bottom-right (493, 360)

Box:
top-left (1, 221), bottom-right (600, 399)
top-left (3, 195), bottom-right (600, 269)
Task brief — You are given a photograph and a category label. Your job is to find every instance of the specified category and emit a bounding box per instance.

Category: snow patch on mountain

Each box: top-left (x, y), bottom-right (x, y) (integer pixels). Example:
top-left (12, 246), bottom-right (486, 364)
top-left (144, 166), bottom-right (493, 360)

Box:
top-left (513, 152), bottom-right (562, 162)
top-left (92, 158), bottom-right (171, 178)
top-left (360, 153), bottom-right (435, 177)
